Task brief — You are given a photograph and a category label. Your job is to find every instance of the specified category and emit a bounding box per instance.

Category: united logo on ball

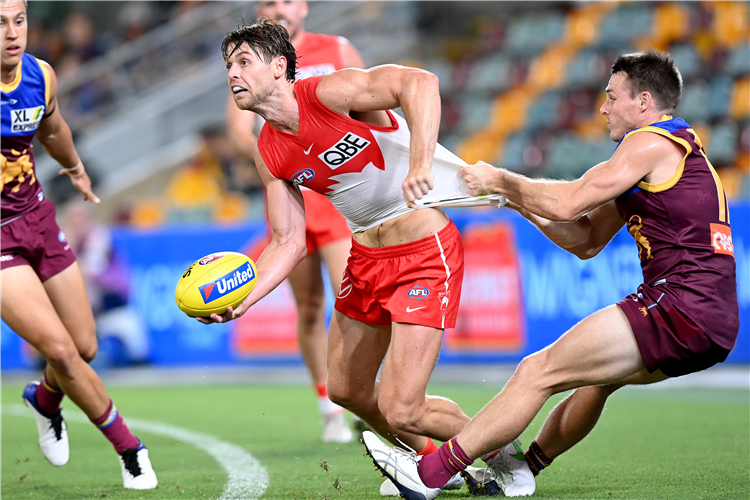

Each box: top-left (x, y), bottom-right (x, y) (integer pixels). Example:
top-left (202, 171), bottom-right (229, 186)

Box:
top-left (175, 251), bottom-right (257, 317)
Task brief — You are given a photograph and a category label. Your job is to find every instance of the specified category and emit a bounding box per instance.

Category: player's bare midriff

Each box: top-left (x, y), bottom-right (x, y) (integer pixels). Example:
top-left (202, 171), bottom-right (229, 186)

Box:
top-left (352, 207), bottom-right (450, 248)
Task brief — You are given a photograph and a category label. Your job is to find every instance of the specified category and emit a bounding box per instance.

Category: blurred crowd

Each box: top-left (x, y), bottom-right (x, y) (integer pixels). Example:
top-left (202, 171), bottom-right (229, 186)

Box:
top-left (426, 1), bottom-right (749, 199)
top-left (35, 1), bottom-right (748, 232)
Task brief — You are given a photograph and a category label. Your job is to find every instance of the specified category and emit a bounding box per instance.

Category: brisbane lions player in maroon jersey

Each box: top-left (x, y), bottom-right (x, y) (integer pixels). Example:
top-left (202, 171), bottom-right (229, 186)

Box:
top-left (226, 1), bottom-right (364, 445)
top-left (0, 0), bottom-right (156, 489)
top-left (380, 49), bottom-right (739, 498)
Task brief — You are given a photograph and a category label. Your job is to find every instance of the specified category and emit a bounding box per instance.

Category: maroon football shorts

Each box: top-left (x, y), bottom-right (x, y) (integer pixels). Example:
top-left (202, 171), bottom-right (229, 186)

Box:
top-left (0, 199), bottom-right (76, 281)
top-left (334, 220), bottom-right (464, 330)
top-left (618, 282), bottom-right (730, 377)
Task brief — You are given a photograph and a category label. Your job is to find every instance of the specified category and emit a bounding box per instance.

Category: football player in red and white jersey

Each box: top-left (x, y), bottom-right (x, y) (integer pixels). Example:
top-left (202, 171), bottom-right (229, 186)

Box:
top-left (226, 1), bottom-right (364, 445)
top-left (203, 18), bottom-right (513, 496)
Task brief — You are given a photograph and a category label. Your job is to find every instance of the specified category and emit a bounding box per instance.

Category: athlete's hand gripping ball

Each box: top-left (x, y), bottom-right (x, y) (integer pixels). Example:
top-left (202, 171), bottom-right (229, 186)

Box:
top-left (175, 252), bottom-right (257, 319)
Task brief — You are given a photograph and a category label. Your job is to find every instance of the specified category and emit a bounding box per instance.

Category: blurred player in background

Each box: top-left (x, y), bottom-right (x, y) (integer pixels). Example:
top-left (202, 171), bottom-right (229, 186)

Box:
top-left (364, 49), bottom-right (739, 499)
top-left (206, 17), bottom-right (513, 497)
top-left (226, 0), bottom-right (365, 444)
top-left (0, 0), bottom-right (157, 489)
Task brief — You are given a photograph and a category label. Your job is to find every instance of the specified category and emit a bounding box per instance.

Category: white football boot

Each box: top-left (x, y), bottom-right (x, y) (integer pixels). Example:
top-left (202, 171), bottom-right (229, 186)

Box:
top-left (22, 381), bottom-right (69, 466)
top-left (361, 431), bottom-right (441, 500)
top-left (119, 440), bottom-right (158, 489)
top-left (482, 439), bottom-right (535, 497)
top-left (322, 411), bottom-right (354, 443)
top-left (381, 471), bottom-right (464, 496)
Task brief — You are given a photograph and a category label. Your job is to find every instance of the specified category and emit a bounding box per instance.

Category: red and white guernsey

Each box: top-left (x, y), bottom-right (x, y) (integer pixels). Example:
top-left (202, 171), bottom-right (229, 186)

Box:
top-left (257, 76), bottom-right (504, 233)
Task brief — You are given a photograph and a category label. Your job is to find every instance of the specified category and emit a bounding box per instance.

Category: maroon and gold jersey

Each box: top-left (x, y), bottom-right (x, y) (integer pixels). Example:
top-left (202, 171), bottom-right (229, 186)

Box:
top-left (614, 116), bottom-right (738, 349)
top-left (1, 53), bottom-right (50, 224)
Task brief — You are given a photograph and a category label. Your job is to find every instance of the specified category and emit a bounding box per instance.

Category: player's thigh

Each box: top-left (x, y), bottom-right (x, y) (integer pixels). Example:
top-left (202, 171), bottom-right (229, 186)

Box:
top-left (287, 251), bottom-right (325, 309)
top-left (538, 304), bottom-right (646, 392)
top-left (1, 265), bottom-right (79, 357)
top-left (319, 238), bottom-right (351, 296)
top-left (42, 262), bottom-right (97, 358)
top-left (618, 367), bottom-right (668, 386)
top-left (379, 322), bottom-right (444, 406)
top-left (327, 311), bottom-right (390, 396)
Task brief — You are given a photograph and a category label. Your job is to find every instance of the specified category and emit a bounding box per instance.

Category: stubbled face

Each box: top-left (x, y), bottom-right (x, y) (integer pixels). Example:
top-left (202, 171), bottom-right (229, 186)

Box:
top-left (0, 1), bottom-right (27, 71)
top-left (226, 42), bottom-right (278, 111)
top-left (600, 72), bottom-right (643, 142)
top-left (256, 1), bottom-right (307, 40)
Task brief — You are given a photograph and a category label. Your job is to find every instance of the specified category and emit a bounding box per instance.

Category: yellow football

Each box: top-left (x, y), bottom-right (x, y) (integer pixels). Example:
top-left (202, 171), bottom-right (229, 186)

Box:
top-left (175, 252), bottom-right (257, 317)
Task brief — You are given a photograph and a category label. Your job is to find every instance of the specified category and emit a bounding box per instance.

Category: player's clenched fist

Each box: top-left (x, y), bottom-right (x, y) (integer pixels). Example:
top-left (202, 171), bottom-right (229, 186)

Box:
top-left (402, 166), bottom-right (435, 208)
top-left (459, 161), bottom-right (500, 197)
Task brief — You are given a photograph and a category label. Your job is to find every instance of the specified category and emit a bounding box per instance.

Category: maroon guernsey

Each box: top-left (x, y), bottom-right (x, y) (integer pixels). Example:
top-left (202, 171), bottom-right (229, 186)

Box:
top-left (614, 116), bottom-right (739, 350)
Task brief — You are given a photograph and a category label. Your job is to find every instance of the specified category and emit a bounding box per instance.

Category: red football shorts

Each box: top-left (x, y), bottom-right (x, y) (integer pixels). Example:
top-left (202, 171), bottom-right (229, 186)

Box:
top-left (334, 221), bottom-right (464, 329)
top-left (302, 189), bottom-right (351, 255)
top-left (1, 199), bottom-right (76, 281)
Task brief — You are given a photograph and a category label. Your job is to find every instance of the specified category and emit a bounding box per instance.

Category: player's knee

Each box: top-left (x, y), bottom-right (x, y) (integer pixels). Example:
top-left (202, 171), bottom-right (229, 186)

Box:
top-left (295, 300), bottom-right (325, 330)
top-left (379, 400), bottom-right (423, 435)
top-left (516, 351), bottom-right (555, 390)
top-left (41, 341), bottom-right (79, 376)
top-left (326, 385), bottom-right (350, 409)
top-left (78, 340), bottom-right (98, 363)
top-left (328, 381), bottom-right (374, 414)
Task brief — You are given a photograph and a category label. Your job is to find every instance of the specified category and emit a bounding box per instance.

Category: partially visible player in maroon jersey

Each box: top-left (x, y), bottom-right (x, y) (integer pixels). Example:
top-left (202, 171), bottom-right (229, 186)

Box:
top-left (0, 0), bottom-right (156, 489)
top-left (226, 1), bottom-right (365, 444)
top-left (402, 49), bottom-right (739, 496)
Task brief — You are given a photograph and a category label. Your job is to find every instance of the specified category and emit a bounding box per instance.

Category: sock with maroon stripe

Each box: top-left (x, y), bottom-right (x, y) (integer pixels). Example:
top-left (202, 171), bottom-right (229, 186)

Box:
top-left (418, 437), bottom-right (473, 488)
top-left (90, 400), bottom-right (140, 454)
top-left (524, 440), bottom-right (553, 476)
top-left (35, 373), bottom-right (64, 415)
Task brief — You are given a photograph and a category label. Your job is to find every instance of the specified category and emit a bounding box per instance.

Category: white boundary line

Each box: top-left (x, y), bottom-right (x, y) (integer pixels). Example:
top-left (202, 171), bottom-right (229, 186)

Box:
top-left (3, 404), bottom-right (268, 500)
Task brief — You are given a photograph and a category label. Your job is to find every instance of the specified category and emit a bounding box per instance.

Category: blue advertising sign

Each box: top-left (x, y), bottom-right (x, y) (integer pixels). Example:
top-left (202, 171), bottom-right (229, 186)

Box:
top-left (2, 205), bottom-right (747, 369)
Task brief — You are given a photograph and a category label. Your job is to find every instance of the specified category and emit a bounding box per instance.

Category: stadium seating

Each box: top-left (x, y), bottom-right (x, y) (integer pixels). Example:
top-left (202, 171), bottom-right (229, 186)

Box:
top-left (441, 1), bottom-right (749, 199)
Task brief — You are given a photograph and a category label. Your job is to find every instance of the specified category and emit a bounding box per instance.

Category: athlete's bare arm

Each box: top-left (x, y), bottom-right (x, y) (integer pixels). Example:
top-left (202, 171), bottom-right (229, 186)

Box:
top-left (512, 201), bottom-right (625, 259)
top-left (35, 61), bottom-right (99, 203)
top-left (461, 132), bottom-right (684, 257)
top-left (199, 146), bottom-right (307, 324)
top-left (316, 65), bottom-right (441, 208)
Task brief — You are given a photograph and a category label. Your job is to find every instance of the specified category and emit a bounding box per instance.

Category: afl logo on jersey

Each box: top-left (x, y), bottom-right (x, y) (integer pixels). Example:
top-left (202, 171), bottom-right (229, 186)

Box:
top-left (319, 132), bottom-right (370, 170)
top-left (408, 286), bottom-right (430, 299)
top-left (11, 106), bottom-right (45, 132)
top-left (291, 168), bottom-right (315, 187)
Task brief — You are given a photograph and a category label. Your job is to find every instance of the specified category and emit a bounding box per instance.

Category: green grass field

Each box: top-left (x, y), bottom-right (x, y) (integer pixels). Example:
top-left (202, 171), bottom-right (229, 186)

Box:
top-left (2, 380), bottom-right (748, 500)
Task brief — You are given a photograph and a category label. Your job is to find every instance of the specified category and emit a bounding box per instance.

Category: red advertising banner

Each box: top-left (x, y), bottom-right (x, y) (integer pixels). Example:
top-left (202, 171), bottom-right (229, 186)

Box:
top-left (447, 222), bottom-right (525, 352)
top-left (231, 236), bottom-right (300, 356)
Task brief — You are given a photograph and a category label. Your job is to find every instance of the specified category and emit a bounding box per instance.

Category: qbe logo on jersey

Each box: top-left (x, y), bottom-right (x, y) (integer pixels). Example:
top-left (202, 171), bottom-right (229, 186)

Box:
top-left (199, 262), bottom-right (255, 304)
top-left (11, 106), bottom-right (45, 132)
top-left (319, 132), bottom-right (370, 170)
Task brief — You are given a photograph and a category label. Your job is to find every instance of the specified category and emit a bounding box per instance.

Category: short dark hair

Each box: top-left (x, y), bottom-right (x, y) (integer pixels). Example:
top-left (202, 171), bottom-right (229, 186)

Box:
top-left (611, 49), bottom-right (682, 113)
top-left (221, 17), bottom-right (297, 82)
